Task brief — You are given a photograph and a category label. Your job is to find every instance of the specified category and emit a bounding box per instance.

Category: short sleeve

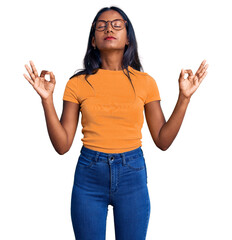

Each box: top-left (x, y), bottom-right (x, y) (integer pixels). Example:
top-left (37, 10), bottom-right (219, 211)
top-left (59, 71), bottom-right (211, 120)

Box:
top-left (144, 75), bottom-right (161, 104)
top-left (62, 77), bottom-right (79, 104)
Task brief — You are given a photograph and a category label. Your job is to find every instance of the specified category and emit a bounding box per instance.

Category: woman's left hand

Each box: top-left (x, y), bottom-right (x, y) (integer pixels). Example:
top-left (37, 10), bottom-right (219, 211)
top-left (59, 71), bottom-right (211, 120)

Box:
top-left (178, 59), bottom-right (209, 99)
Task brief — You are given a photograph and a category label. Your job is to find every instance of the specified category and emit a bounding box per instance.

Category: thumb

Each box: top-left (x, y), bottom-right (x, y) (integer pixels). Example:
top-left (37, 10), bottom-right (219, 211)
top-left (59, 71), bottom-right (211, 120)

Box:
top-left (49, 71), bottom-right (56, 84)
top-left (179, 68), bottom-right (185, 80)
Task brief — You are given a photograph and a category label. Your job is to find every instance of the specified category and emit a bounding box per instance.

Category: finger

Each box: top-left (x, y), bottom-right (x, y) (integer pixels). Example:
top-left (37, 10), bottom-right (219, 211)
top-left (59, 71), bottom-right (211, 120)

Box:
top-left (198, 63), bottom-right (209, 80)
top-left (184, 69), bottom-right (193, 76)
top-left (196, 59), bottom-right (207, 75)
top-left (29, 60), bottom-right (39, 77)
top-left (40, 71), bottom-right (56, 84)
top-left (48, 71), bottom-right (56, 84)
top-left (193, 76), bottom-right (198, 85)
top-left (199, 64), bottom-right (209, 78)
top-left (198, 71), bottom-right (208, 85)
top-left (179, 68), bottom-right (185, 79)
top-left (23, 73), bottom-right (35, 86)
top-left (25, 64), bottom-right (36, 80)
top-left (40, 70), bottom-right (50, 78)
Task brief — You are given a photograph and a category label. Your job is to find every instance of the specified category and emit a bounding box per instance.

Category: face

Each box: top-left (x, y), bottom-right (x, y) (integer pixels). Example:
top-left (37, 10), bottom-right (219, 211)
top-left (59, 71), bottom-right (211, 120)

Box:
top-left (91, 10), bottom-right (129, 52)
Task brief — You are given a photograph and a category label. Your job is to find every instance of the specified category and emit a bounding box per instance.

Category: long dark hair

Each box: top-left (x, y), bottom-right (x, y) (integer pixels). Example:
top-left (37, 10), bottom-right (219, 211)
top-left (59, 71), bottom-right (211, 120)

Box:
top-left (69, 6), bottom-right (144, 97)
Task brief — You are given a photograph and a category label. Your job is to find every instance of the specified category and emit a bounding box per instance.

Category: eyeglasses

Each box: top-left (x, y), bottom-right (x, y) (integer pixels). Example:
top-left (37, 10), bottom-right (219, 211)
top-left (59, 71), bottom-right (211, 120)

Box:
top-left (92, 19), bottom-right (127, 32)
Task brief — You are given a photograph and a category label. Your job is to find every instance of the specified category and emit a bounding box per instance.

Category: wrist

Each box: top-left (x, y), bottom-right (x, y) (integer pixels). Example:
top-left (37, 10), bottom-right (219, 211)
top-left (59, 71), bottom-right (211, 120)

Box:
top-left (178, 92), bottom-right (191, 104)
top-left (41, 95), bottom-right (53, 105)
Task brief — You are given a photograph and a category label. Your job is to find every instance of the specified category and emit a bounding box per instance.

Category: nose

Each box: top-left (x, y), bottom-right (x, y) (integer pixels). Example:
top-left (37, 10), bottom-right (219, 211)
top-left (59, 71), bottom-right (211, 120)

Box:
top-left (105, 22), bottom-right (113, 32)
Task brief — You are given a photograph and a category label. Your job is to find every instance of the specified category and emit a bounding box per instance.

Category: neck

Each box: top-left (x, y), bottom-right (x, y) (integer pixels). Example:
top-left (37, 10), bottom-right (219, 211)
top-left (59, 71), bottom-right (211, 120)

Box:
top-left (100, 50), bottom-right (124, 70)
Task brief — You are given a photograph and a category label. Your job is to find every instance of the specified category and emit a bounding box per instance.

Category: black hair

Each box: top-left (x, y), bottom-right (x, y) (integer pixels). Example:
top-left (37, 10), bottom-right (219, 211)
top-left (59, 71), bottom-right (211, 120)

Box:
top-left (69, 6), bottom-right (144, 97)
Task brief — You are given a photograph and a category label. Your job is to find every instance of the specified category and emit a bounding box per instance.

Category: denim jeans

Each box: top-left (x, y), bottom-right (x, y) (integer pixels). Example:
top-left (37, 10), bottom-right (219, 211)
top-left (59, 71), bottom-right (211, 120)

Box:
top-left (70, 145), bottom-right (151, 240)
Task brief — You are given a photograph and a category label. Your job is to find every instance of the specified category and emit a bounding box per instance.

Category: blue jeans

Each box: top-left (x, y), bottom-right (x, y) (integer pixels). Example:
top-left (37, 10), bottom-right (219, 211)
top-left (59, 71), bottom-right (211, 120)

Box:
top-left (71, 145), bottom-right (151, 240)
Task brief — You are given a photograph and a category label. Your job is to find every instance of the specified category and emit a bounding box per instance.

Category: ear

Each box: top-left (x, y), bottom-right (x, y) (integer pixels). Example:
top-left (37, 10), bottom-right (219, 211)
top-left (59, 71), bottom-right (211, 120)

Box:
top-left (92, 36), bottom-right (95, 48)
top-left (126, 36), bottom-right (130, 45)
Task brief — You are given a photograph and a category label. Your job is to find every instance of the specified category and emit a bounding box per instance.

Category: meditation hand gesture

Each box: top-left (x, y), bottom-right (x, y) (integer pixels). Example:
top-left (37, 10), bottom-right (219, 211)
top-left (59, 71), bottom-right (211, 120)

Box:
top-left (23, 60), bottom-right (56, 100)
top-left (178, 59), bottom-right (209, 99)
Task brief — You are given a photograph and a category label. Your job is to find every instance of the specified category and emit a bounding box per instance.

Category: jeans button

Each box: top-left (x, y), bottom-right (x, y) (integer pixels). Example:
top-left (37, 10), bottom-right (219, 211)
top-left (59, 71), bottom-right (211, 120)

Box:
top-left (110, 156), bottom-right (114, 161)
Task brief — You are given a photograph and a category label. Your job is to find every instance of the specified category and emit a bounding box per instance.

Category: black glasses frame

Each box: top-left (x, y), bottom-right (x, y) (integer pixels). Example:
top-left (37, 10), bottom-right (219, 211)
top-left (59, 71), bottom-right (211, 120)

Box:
top-left (92, 19), bottom-right (128, 32)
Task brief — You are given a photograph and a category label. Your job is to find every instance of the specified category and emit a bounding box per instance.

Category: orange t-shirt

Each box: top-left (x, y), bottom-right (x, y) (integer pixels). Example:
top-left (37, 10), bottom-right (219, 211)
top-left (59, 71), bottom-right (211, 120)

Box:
top-left (63, 66), bottom-right (161, 153)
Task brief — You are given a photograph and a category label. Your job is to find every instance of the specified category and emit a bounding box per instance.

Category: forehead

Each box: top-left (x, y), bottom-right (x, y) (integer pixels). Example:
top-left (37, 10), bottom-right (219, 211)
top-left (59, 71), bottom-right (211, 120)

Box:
top-left (97, 10), bottom-right (123, 21)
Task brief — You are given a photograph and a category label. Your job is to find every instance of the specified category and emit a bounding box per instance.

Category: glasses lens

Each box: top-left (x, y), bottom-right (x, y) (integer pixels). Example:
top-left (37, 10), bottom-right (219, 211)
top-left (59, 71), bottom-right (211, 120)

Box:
top-left (112, 20), bottom-right (124, 30)
top-left (95, 21), bottom-right (106, 31)
top-left (95, 20), bottom-right (125, 31)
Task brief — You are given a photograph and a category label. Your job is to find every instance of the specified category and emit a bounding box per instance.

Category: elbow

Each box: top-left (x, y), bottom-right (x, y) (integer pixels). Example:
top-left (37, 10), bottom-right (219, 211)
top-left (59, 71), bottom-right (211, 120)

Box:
top-left (56, 149), bottom-right (65, 155)
top-left (156, 142), bottom-right (169, 151)
top-left (57, 150), bottom-right (68, 155)
top-left (154, 144), bottom-right (169, 151)
top-left (156, 136), bottom-right (172, 151)
top-left (155, 139), bottom-right (169, 151)
top-left (58, 148), bottom-right (70, 155)
top-left (156, 131), bottom-right (169, 151)
top-left (56, 130), bottom-right (71, 155)
top-left (57, 150), bottom-right (65, 155)
top-left (55, 146), bottom-right (69, 155)
top-left (160, 146), bottom-right (169, 151)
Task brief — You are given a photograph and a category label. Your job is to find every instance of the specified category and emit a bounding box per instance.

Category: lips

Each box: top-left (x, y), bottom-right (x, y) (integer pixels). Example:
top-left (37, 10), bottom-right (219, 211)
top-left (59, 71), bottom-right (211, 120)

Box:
top-left (104, 36), bottom-right (116, 40)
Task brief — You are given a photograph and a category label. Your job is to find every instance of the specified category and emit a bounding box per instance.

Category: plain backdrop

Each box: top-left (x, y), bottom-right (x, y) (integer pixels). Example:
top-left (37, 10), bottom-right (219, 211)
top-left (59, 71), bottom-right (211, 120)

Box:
top-left (1, 0), bottom-right (232, 239)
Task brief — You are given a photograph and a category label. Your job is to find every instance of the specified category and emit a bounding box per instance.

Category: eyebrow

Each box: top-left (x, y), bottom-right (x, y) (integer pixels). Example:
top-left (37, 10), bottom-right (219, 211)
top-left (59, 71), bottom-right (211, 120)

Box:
top-left (97, 18), bottom-right (122, 21)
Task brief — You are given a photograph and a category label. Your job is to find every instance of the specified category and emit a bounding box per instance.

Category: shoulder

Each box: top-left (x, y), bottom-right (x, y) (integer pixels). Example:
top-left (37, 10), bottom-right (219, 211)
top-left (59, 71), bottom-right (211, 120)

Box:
top-left (69, 74), bottom-right (85, 81)
top-left (128, 66), bottom-right (149, 78)
top-left (67, 74), bottom-right (87, 85)
top-left (129, 66), bottom-right (156, 84)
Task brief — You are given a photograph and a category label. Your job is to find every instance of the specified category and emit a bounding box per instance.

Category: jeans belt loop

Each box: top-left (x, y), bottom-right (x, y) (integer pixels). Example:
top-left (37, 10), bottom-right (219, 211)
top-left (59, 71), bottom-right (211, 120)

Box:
top-left (120, 153), bottom-right (126, 165)
top-left (94, 151), bottom-right (100, 162)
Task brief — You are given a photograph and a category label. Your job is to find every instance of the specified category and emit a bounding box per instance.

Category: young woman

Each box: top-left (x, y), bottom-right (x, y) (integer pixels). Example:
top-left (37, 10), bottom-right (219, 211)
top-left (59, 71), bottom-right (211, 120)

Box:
top-left (23, 6), bottom-right (208, 240)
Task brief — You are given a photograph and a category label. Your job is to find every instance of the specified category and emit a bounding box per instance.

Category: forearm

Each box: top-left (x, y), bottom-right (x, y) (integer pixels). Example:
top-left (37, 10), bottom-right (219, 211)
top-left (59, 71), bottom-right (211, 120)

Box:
top-left (158, 93), bottom-right (190, 150)
top-left (41, 96), bottom-right (68, 155)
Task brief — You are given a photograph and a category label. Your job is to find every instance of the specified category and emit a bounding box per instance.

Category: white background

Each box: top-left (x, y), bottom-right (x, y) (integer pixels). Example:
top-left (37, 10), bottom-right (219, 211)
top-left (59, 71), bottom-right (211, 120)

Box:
top-left (1, 0), bottom-right (232, 239)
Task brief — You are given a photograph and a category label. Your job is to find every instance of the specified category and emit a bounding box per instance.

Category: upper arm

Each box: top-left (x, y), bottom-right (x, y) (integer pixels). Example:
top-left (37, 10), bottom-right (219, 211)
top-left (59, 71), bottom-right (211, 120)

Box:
top-left (60, 100), bottom-right (80, 152)
top-left (144, 100), bottom-right (166, 148)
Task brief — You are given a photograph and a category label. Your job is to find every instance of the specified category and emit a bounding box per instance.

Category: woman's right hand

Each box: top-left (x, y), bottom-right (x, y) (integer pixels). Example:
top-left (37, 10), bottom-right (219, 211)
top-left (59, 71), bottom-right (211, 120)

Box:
top-left (23, 60), bottom-right (56, 100)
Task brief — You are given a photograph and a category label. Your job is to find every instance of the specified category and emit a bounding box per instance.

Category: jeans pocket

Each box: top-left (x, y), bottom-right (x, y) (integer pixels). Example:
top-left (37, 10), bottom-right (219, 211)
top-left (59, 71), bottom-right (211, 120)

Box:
top-left (125, 154), bottom-right (146, 171)
top-left (145, 163), bottom-right (148, 183)
top-left (77, 154), bottom-right (95, 169)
